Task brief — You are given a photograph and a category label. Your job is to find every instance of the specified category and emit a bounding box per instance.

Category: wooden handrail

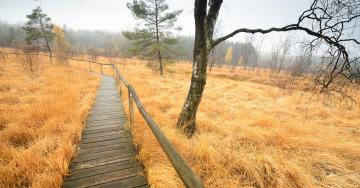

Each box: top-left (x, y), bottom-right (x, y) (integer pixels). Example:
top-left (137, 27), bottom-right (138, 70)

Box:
top-left (2, 51), bottom-right (204, 188)
top-left (0, 52), bottom-right (112, 65)
top-left (113, 66), bottom-right (204, 188)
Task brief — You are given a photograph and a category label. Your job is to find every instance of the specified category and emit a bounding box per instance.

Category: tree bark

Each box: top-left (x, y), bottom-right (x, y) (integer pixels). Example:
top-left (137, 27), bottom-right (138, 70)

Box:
top-left (155, 0), bottom-right (164, 76)
top-left (176, 0), bottom-right (208, 137)
top-left (38, 16), bottom-right (52, 61)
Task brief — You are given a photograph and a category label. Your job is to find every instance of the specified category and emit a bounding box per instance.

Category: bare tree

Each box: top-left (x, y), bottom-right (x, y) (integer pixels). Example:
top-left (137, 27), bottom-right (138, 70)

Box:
top-left (177, 0), bottom-right (360, 137)
top-left (270, 36), bottom-right (292, 75)
top-left (291, 40), bottom-right (316, 77)
top-left (87, 47), bottom-right (98, 62)
top-left (252, 36), bottom-right (265, 70)
top-left (18, 54), bottom-right (43, 78)
top-left (242, 35), bottom-right (256, 71)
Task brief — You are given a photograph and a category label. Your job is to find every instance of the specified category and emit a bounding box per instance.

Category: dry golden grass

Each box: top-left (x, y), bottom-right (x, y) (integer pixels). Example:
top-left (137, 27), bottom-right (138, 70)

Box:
top-left (0, 56), bottom-right (100, 187)
top-left (111, 59), bottom-right (360, 188)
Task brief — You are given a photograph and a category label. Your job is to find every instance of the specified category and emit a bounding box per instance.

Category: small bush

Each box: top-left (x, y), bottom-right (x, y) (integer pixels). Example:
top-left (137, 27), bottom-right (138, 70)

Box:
top-left (18, 54), bottom-right (43, 78)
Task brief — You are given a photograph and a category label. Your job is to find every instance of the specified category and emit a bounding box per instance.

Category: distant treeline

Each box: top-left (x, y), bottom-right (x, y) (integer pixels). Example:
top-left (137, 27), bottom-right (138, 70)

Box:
top-left (0, 21), bottom-right (258, 66)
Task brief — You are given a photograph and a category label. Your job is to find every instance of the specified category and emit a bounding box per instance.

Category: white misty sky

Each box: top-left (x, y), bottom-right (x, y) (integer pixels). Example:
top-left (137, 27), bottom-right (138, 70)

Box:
top-left (0, 0), bottom-right (314, 51)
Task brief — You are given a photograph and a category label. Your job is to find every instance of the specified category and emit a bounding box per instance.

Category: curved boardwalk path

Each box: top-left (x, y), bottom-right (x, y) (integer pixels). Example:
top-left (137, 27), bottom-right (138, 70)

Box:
top-left (63, 76), bottom-right (148, 188)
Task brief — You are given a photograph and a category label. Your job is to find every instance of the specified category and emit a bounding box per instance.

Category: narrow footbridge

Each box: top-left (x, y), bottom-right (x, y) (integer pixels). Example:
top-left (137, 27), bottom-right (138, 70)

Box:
top-left (63, 76), bottom-right (147, 187)
top-left (0, 52), bottom-right (204, 188)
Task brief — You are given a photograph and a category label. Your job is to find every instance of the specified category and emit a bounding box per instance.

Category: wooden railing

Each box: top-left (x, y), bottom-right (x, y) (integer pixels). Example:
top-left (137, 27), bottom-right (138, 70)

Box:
top-left (0, 52), bottom-right (204, 188)
top-left (111, 65), bottom-right (204, 188)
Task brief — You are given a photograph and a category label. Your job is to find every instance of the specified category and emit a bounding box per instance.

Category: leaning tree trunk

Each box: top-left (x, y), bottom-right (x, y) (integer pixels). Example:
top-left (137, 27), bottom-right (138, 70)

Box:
top-left (39, 17), bottom-right (52, 62)
top-left (176, 0), bottom-right (208, 137)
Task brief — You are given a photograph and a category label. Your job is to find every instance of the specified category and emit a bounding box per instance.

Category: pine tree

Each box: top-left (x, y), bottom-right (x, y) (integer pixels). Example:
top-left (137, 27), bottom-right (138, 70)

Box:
top-left (23, 6), bottom-right (54, 57)
top-left (123, 0), bottom-right (182, 75)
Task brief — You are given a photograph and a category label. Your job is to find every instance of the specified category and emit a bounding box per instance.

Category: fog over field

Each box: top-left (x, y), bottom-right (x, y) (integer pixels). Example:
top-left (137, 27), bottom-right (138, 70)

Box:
top-left (1, 0), bottom-right (315, 51)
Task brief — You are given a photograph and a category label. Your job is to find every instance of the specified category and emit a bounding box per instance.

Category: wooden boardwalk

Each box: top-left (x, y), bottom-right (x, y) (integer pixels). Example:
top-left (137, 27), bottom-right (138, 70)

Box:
top-left (63, 76), bottom-right (148, 188)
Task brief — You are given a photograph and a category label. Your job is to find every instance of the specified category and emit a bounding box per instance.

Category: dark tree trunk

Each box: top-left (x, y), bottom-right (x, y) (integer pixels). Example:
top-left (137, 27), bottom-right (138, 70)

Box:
top-left (39, 17), bottom-right (52, 61)
top-left (157, 49), bottom-right (164, 75)
top-left (155, 0), bottom-right (164, 76)
top-left (176, 0), bottom-right (209, 137)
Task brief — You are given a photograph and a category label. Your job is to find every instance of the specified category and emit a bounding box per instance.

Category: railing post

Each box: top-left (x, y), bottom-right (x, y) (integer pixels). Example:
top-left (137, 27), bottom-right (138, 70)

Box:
top-left (88, 62), bottom-right (92, 72)
top-left (112, 65), bottom-right (115, 76)
top-left (100, 64), bottom-right (103, 74)
top-left (119, 76), bottom-right (123, 97)
top-left (128, 87), bottom-right (134, 124)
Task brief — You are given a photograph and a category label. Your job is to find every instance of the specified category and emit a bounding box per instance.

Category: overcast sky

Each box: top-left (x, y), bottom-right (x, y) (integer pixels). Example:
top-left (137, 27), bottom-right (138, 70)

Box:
top-left (0, 0), bottom-right (314, 50)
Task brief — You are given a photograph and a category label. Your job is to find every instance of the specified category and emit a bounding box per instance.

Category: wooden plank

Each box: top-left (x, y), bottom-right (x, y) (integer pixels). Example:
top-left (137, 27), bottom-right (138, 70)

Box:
top-left (82, 126), bottom-right (121, 135)
top-left (70, 154), bottom-right (135, 171)
top-left (80, 138), bottom-right (132, 149)
top-left (86, 119), bottom-right (124, 125)
top-left (89, 111), bottom-right (123, 116)
top-left (79, 143), bottom-right (133, 155)
top-left (90, 108), bottom-right (123, 112)
top-left (84, 124), bottom-right (123, 130)
top-left (91, 107), bottom-right (123, 111)
top-left (90, 109), bottom-right (125, 114)
top-left (86, 119), bottom-right (123, 126)
top-left (85, 124), bottom-right (124, 131)
top-left (66, 160), bottom-right (139, 181)
top-left (81, 134), bottom-right (130, 144)
top-left (82, 131), bottom-right (131, 140)
top-left (86, 121), bottom-right (122, 127)
top-left (63, 167), bottom-right (141, 188)
top-left (91, 105), bottom-right (122, 109)
top-left (87, 116), bottom-right (125, 123)
top-left (92, 104), bottom-right (121, 108)
top-left (81, 130), bottom-right (130, 139)
top-left (74, 147), bottom-right (136, 163)
top-left (92, 175), bottom-right (148, 188)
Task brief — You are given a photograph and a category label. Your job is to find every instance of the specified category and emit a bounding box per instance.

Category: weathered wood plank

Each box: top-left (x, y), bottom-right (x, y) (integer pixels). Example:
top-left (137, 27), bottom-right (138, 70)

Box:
top-left (79, 143), bottom-right (133, 155)
top-left (66, 160), bottom-right (139, 181)
top-left (82, 126), bottom-right (121, 135)
top-left (86, 120), bottom-right (124, 125)
top-left (86, 116), bottom-right (126, 123)
top-left (91, 175), bottom-right (148, 188)
top-left (80, 138), bottom-right (132, 149)
top-left (81, 130), bottom-right (130, 139)
top-left (81, 134), bottom-right (130, 144)
top-left (63, 167), bottom-right (140, 188)
top-left (73, 147), bottom-right (136, 163)
top-left (85, 125), bottom-right (124, 132)
top-left (70, 154), bottom-right (135, 171)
